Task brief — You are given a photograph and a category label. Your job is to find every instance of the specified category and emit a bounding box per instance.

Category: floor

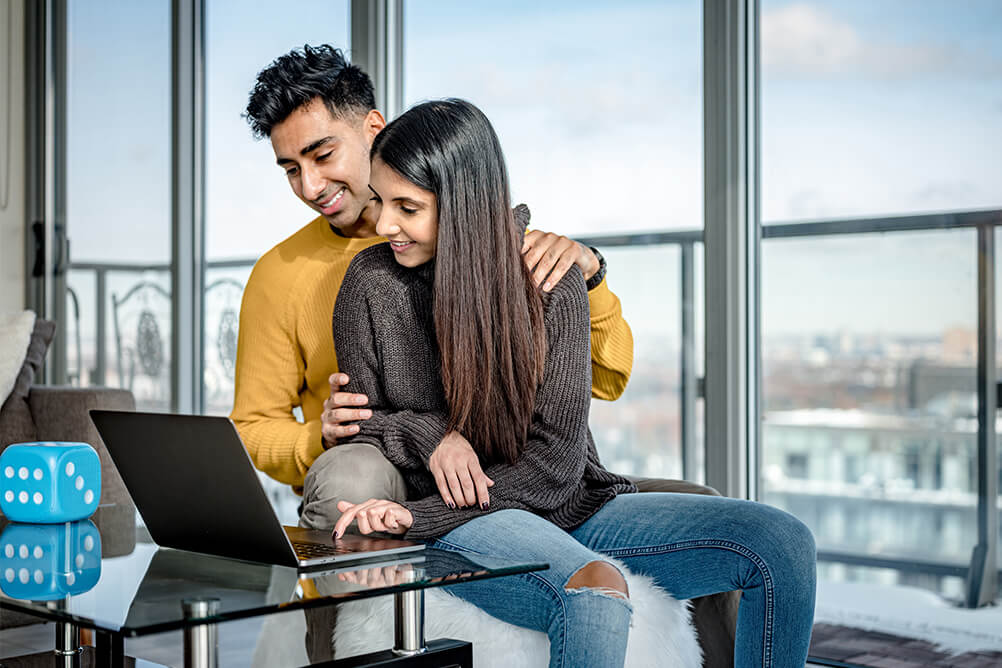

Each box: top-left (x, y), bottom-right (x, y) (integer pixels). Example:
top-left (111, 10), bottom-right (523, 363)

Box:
top-left (0, 616), bottom-right (267, 667)
top-left (5, 619), bottom-right (1002, 666)
top-left (808, 623), bottom-right (1002, 668)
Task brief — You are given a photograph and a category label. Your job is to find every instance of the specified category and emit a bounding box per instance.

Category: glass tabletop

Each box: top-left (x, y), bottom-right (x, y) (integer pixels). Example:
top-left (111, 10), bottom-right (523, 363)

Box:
top-left (0, 520), bottom-right (547, 637)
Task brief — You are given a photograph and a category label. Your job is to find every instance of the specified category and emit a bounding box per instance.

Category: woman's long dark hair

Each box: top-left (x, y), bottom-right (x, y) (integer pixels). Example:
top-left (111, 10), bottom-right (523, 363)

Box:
top-left (371, 99), bottom-right (546, 465)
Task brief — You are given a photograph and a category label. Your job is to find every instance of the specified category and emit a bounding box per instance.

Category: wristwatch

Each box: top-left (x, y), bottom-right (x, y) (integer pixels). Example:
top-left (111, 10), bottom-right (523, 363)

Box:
top-left (585, 247), bottom-right (607, 291)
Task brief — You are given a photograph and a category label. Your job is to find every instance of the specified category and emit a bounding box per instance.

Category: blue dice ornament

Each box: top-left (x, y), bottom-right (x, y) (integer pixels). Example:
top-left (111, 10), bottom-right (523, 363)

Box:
top-left (1, 442), bottom-right (101, 523)
top-left (0, 521), bottom-right (102, 600)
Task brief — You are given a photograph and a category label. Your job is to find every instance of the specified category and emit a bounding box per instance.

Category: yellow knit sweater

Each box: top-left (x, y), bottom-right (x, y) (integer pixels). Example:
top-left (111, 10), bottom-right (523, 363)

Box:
top-left (231, 216), bottom-right (634, 492)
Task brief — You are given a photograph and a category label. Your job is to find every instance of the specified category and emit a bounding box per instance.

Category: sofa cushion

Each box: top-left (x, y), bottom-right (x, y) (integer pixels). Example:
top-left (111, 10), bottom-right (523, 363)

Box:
top-left (0, 316), bottom-right (56, 448)
top-left (0, 311), bottom-right (35, 404)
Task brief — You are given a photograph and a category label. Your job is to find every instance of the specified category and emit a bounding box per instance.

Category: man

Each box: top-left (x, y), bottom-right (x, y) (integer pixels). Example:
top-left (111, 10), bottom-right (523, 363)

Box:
top-left (231, 44), bottom-right (633, 530)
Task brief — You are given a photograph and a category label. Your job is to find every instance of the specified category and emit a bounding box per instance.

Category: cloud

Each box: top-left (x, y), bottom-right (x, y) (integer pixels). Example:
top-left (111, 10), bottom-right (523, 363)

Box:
top-left (761, 3), bottom-right (1002, 80)
top-left (404, 2), bottom-right (702, 140)
top-left (784, 188), bottom-right (830, 220)
top-left (762, 4), bottom-right (861, 75)
top-left (912, 181), bottom-right (979, 205)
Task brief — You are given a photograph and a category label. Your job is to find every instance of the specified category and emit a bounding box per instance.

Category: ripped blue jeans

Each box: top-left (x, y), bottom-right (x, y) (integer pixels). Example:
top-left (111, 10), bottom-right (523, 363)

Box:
top-left (428, 493), bottom-right (817, 668)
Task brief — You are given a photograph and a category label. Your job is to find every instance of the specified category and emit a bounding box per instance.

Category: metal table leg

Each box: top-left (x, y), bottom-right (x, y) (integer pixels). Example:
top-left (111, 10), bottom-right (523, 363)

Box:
top-left (326, 577), bottom-right (472, 667)
top-left (182, 597), bottom-right (220, 668)
top-left (95, 629), bottom-right (125, 668)
top-left (54, 621), bottom-right (81, 667)
top-left (392, 587), bottom-right (426, 656)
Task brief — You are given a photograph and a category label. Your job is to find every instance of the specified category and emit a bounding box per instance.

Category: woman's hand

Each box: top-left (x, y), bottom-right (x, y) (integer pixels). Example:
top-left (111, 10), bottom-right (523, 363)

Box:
top-left (333, 499), bottom-right (413, 538)
top-left (336, 563), bottom-right (415, 588)
top-left (429, 432), bottom-right (494, 509)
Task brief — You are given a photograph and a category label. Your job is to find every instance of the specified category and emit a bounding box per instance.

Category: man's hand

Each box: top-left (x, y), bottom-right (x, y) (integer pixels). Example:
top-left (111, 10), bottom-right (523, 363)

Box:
top-left (333, 499), bottom-right (413, 537)
top-left (321, 373), bottom-right (372, 449)
top-left (522, 230), bottom-right (600, 292)
top-left (429, 432), bottom-right (494, 510)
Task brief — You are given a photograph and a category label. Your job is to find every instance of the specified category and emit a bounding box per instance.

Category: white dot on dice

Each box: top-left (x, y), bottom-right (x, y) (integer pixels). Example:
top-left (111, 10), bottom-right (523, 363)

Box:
top-left (65, 462), bottom-right (75, 476)
top-left (83, 536), bottom-right (94, 552)
top-left (32, 468), bottom-right (42, 480)
top-left (18, 467), bottom-right (28, 480)
top-left (3, 490), bottom-right (12, 503)
top-left (84, 490), bottom-right (94, 504)
top-left (18, 491), bottom-right (27, 504)
top-left (4, 568), bottom-right (14, 582)
top-left (18, 545), bottom-right (27, 558)
top-left (33, 570), bottom-right (43, 584)
top-left (18, 568), bottom-right (29, 584)
top-left (32, 492), bottom-right (43, 505)
top-left (75, 554), bottom-right (84, 568)
top-left (65, 572), bottom-right (76, 586)
top-left (3, 466), bottom-right (12, 478)
top-left (75, 476), bottom-right (84, 490)
top-left (3, 545), bottom-right (12, 558)
top-left (33, 546), bottom-right (43, 559)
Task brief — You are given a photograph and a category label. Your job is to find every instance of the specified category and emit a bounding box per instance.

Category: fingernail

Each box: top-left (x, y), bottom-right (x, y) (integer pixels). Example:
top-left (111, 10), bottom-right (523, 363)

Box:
top-left (448, 502), bottom-right (456, 509)
top-left (360, 409), bottom-right (372, 418)
top-left (543, 281), bottom-right (552, 291)
top-left (481, 502), bottom-right (489, 510)
top-left (350, 425), bottom-right (359, 432)
top-left (355, 396), bottom-right (366, 404)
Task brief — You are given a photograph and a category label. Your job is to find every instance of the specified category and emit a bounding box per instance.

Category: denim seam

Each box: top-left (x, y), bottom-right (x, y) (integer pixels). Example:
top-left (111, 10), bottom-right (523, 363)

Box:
top-left (430, 538), bottom-right (572, 667)
top-left (603, 538), bottom-right (775, 668)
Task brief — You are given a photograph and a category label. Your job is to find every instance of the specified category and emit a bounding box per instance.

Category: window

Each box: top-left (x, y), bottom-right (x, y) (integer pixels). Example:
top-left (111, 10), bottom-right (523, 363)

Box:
top-left (64, 0), bottom-right (172, 410)
top-left (202, 0), bottom-right (349, 416)
top-left (760, 0), bottom-right (1002, 604)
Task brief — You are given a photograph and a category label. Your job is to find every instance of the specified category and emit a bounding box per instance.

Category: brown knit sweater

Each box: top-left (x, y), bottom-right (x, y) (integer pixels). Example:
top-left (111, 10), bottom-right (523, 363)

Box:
top-left (332, 243), bottom-right (636, 541)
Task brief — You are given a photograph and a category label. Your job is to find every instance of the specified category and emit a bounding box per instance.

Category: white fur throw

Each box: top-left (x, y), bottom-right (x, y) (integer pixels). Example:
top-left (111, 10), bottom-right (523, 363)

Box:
top-left (333, 558), bottom-right (702, 668)
top-left (0, 311), bottom-right (36, 406)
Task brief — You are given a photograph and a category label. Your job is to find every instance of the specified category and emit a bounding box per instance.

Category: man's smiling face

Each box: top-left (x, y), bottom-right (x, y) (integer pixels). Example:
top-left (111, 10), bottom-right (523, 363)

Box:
top-left (270, 98), bottom-right (385, 237)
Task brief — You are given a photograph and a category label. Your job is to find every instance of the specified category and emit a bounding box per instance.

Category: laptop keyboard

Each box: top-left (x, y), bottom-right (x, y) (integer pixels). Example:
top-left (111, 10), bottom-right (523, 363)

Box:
top-left (292, 542), bottom-right (353, 559)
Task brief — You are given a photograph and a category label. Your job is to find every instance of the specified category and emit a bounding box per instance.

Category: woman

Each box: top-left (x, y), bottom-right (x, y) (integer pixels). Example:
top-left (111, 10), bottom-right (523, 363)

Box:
top-left (331, 98), bottom-right (816, 667)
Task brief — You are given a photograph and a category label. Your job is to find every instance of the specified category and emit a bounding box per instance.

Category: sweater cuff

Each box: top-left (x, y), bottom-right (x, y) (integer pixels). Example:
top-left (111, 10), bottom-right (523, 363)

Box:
top-left (402, 496), bottom-right (480, 540)
top-left (299, 419), bottom-right (327, 473)
top-left (361, 411), bottom-right (450, 466)
top-left (587, 278), bottom-right (617, 321)
top-left (400, 413), bottom-right (451, 463)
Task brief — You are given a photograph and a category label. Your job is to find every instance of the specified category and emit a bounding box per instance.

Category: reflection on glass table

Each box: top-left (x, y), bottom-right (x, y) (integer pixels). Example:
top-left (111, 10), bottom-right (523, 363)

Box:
top-left (0, 521), bottom-right (102, 601)
top-left (0, 530), bottom-right (547, 668)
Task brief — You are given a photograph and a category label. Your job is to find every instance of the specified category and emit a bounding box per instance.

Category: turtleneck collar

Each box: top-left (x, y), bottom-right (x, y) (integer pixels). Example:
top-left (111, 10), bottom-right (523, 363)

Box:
top-left (413, 257), bottom-right (436, 286)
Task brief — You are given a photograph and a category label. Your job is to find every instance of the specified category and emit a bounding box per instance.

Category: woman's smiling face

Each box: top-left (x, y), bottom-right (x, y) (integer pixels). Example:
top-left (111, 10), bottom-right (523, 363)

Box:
top-left (369, 157), bottom-right (439, 267)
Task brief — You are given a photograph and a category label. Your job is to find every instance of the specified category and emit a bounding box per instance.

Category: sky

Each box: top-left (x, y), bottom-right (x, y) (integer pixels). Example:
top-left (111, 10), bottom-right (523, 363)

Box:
top-left (61, 0), bottom-right (1002, 341)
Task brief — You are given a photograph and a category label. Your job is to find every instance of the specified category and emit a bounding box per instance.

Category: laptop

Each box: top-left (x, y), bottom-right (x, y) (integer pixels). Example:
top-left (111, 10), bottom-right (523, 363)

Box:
top-left (89, 410), bottom-right (424, 569)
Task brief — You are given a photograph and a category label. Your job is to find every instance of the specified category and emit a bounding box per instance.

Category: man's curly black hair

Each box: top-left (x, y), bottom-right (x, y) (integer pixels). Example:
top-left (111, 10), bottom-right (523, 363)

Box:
top-left (245, 44), bottom-right (376, 139)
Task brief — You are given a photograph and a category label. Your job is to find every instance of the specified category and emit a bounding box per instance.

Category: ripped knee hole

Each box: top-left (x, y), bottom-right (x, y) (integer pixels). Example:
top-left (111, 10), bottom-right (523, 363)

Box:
top-left (564, 560), bottom-right (629, 600)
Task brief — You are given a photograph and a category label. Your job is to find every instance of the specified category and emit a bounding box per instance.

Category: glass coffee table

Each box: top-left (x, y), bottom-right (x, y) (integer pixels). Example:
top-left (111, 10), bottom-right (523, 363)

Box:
top-left (0, 525), bottom-right (547, 667)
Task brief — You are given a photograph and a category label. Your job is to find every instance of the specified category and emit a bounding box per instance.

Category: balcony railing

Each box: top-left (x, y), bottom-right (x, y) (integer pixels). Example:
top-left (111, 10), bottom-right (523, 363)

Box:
top-left (66, 207), bottom-right (1002, 605)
